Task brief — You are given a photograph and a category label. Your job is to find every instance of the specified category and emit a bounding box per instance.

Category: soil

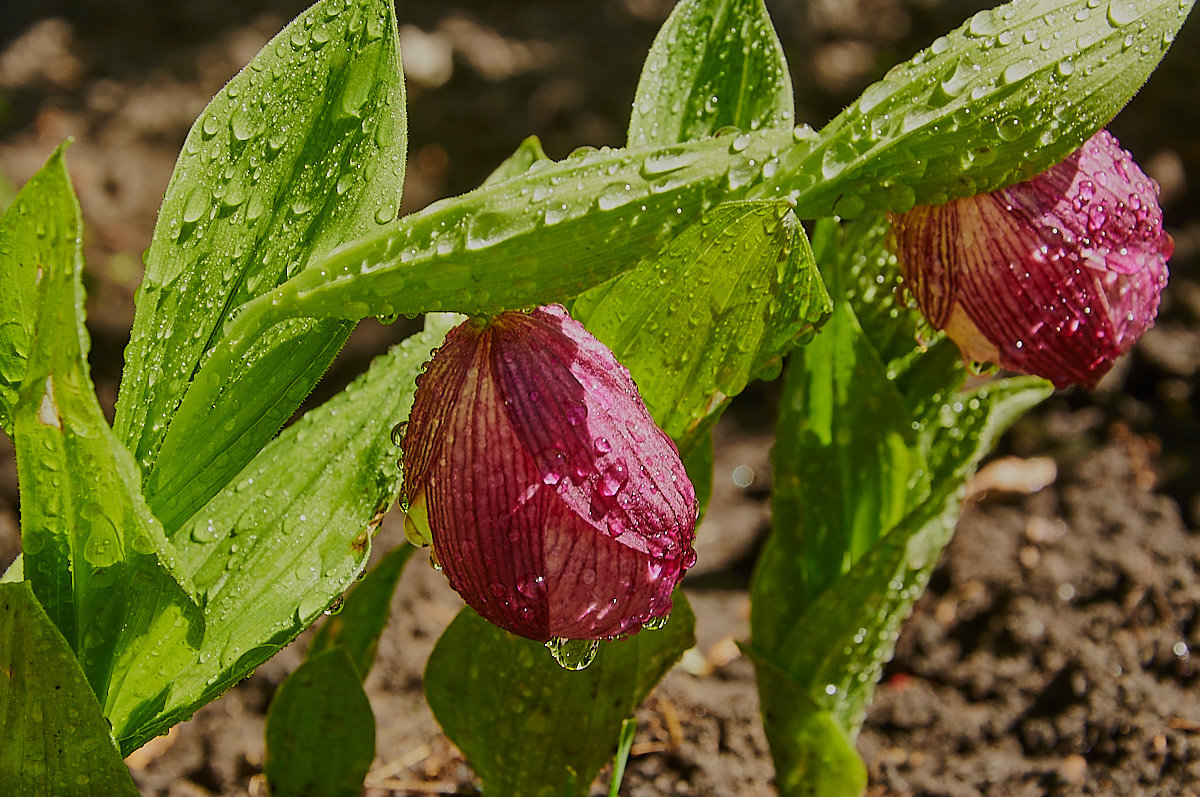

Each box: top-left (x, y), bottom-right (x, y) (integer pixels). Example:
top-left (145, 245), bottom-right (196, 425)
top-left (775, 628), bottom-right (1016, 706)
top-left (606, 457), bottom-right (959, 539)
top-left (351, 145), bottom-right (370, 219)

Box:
top-left (2, 1), bottom-right (1199, 795)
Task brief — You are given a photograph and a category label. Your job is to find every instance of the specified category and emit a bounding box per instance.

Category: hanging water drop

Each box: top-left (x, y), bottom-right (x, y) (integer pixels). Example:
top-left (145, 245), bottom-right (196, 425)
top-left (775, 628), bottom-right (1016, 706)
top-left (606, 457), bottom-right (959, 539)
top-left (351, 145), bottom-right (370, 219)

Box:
top-left (545, 637), bottom-right (599, 670)
top-left (642, 614), bottom-right (670, 631)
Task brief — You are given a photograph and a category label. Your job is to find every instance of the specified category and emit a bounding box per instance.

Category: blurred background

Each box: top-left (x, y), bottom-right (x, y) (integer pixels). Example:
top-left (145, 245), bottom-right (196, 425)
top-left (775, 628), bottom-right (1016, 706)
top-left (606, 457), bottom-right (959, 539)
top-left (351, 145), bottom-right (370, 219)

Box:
top-left (1, 1), bottom-right (1198, 794)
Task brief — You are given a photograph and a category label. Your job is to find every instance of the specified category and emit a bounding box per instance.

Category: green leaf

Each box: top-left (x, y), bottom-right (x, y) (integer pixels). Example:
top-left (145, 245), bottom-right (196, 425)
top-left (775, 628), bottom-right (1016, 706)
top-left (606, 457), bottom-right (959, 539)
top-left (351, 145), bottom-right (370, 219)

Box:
top-left (264, 646), bottom-right (375, 797)
top-left (119, 324), bottom-right (445, 751)
top-left (0, 582), bottom-right (139, 797)
top-left (0, 142), bottom-right (78, 437)
top-left (758, 379), bottom-right (1050, 735)
top-left (574, 200), bottom-right (829, 457)
top-left (425, 595), bottom-right (695, 797)
top-left (749, 665), bottom-right (866, 797)
top-left (0, 555), bottom-right (21, 583)
top-left (9, 148), bottom-right (203, 746)
top-left (607, 717), bottom-right (638, 797)
top-left (682, 433), bottom-right (714, 524)
top-left (791, 0), bottom-right (1195, 216)
top-left (308, 542), bottom-right (414, 681)
top-left (115, 0), bottom-right (408, 532)
top-left (226, 129), bottom-right (798, 325)
top-left (751, 221), bottom-right (926, 660)
top-left (483, 135), bottom-right (550, 186)
top-left (747, 214), bottom-right (1052, 793)
top-left (628, 0), bottom-right (794, 148)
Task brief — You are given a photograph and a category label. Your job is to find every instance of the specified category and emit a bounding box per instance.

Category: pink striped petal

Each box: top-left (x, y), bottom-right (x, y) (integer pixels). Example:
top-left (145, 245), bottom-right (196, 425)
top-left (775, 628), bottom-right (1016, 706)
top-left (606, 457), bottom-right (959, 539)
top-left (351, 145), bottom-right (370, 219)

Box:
top-left (401, 305), bottom-right (697, 641)
top-left (891, 130), bottom-right (1172, 389)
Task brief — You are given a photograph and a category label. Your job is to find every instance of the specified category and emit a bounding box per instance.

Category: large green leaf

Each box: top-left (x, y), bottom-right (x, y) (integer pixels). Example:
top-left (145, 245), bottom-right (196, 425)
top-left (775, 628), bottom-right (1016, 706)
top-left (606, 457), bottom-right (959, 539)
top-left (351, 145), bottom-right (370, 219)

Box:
top-left (574, 200), bottom-right (828, 458)
top-left (264, 646), bottom-right (375, 797)
top-left (168, 0), bottom-right (1193, 453)
top-left (115, 0), bottom-right (408, 533)
top-left (748, 216), bottom-right (1053, 794)
top-left (114, 321), bottom-right (447, 752)
top-left (792, 0), bottom-right (1194, 216)
top-left (9, 148), bottom-right (203, 744)
top-left (0, 582), bottom-right (139, 796)
top-left (627, 0), bottom-right (794, 148)
top-left (186, 0), bottom-right (1191, 391)
top-left (425, 595), bottom-right (695, 797)
top-left (0, 142), bottom-right (78, 437)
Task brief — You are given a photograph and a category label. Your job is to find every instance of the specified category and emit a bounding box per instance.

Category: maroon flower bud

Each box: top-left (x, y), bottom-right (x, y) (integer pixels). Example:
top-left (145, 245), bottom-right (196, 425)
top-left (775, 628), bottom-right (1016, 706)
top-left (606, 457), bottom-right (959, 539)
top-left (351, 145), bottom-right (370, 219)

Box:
top-left (890, 130), bottom-right (1173, 389)
top-left (401, 305), bottom-right (698, 648)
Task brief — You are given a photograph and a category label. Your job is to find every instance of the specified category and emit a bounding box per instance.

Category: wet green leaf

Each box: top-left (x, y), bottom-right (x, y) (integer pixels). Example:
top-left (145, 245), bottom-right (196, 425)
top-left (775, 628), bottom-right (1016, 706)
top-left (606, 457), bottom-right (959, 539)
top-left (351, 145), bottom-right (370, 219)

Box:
top-left (749, 216), bottom-right (1052, 794)
top-left (9, 148), bottom-right (203, 750)
top-left (264, 646), bottom-right (375, 797)
top-left (0, 582), bottom-right (139, 796)
top-left (425, 595), bottom-right (694, 797)
top-left (794, 0), bottom-right (1195, 216)
top-left (115, 322), bottom-right (445, 751)
top-left (628, 0), bottom-right (793, 147)
top-left (574, 200), bottom-right (829, 459)
top-left (0, 142), bottom-right (78, 437)
top-left (116, 0), bottom-right (408, 533)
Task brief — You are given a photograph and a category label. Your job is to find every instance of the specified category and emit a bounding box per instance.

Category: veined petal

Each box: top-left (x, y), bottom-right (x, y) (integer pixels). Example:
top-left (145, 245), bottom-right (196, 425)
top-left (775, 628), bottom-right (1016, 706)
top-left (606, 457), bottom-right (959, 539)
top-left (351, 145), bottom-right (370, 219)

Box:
top-left (891, 130), bottom-right (1172, 389)
top-left (401, 304), bottom-right (698, 642)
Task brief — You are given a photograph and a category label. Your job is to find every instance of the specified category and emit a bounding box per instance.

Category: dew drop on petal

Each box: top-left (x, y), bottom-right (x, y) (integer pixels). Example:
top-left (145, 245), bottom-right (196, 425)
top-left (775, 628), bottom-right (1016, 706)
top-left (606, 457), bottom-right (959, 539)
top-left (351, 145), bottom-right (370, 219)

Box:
top-left (545, 637), bottom-right (599, 670)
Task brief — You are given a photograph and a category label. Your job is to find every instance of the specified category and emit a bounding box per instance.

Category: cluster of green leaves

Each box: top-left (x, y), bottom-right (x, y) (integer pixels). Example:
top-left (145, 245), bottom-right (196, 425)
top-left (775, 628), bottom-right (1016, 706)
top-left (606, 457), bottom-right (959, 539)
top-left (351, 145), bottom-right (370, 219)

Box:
top-left (0, 0), bottom-right (1190, 794)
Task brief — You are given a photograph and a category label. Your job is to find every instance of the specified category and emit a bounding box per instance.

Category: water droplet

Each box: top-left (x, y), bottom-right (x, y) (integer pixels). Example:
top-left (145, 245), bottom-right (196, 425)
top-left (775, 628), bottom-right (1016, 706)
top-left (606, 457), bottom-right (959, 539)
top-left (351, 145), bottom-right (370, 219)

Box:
top-left (390, 421), bottom-right (408, 447)
top-left (545, 637), bottom-right (599, 670)
top-left (323, 595), bottom-right (345, 615)
top-left (598, 461), bottom-right (628, 497)
top-left (642, 614), bottom-right (669, 631)
top-left (230, 106), bottom-right (259, 141)
top-left (182, 188), bottom-right (210, 224)
top-left (996, 116), bottom-right (1024, 142)
top-left (540, 447), bottom-right (568, 485)
top-left (1107, 0), bottom-right (1138, 26)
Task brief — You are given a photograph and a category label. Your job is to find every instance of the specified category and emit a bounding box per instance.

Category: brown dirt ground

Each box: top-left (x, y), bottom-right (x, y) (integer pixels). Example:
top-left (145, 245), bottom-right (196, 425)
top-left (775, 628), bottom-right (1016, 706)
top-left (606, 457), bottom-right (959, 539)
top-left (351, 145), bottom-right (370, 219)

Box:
top-left (2, 1), bottom-right (1199, 795)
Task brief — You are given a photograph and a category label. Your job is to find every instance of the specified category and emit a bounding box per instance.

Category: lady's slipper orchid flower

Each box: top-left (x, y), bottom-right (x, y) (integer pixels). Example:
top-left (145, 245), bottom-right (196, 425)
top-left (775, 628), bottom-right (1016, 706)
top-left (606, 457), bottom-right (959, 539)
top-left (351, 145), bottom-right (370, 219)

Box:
top-left (400, 304), bottom-right (698, 654)
top-left (890, 130), bottom-right (1173, 389)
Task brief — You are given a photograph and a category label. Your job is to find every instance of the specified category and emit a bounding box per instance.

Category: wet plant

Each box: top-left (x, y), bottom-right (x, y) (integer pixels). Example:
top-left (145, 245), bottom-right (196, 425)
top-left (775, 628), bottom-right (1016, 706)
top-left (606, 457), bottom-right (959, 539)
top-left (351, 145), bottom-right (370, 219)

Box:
top-left (0, 0), bottom-right (1189, 794)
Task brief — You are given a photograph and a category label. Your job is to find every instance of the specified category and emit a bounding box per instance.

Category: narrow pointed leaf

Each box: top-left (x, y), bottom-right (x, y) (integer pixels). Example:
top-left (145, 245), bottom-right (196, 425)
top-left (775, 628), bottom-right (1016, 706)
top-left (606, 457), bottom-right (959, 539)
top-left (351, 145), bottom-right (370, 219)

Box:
top-left (574, 200), bottom-right (829, 458)
top-left (264, 646), bottom-right (375, 797)
top-left (748, 667), bottom-right (866, 797)
top-left (607, 718), bottom-right (638, 797)
top-left (0, 142), bottom-right (77, 436)
top-left (115, 0), bottom-right (407, 531)
top-left (0, 582), bottom-right (139, 797)
top-left (425, 595), bottom-right (694, 797)
top-left (308, 542), bottom-right (414, 681)
top-left (118, 324), bottom-right (444, 751)
top-left (761, 378), bottom-right (1050, 734)
top-left (748, 215), bottom-right (1052, 793)
top-left (10, 148), bottom-right (203, 745)
top-left (482, 135), bottom-right (550, 186)
top-left (751, 221), bottom-right (925, 660)
top-left (628, 0), bottom-right (794, 148)
top-left (793, 0), bottom-right (1194, 216)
